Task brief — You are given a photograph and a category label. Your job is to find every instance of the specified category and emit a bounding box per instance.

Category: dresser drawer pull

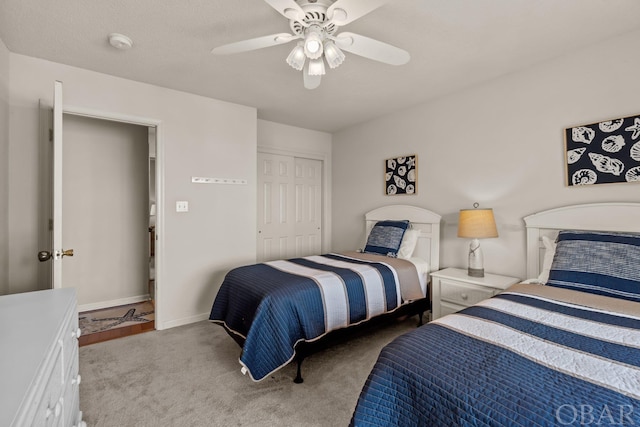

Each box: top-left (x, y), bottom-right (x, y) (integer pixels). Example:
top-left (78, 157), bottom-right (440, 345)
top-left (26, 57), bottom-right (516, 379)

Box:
top-left (72, 328), bottom-right (82, 339)
top-left (460, 293), bottom-right (468, 300)
top-left (46, 399), bottom-right (63, 419)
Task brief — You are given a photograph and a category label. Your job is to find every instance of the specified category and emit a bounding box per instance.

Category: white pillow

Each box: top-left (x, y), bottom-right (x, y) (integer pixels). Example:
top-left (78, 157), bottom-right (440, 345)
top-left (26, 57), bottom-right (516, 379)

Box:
top-left (397, 228), bottom-right (419, 259)
top-left (537, 235), bottom-right (557, 284)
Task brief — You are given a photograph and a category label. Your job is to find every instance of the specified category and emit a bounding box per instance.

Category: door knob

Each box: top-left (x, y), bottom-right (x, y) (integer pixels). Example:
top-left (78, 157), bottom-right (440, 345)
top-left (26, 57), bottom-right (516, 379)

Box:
top-left (38, 251), bottom-right (52, 262)
top-left (38, 249), bottom-right (74, 261)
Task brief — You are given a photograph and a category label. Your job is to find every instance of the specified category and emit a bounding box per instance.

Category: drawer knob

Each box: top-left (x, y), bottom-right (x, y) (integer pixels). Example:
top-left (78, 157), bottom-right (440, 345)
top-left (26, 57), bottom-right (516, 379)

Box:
top-left (460, 293), bottom-right (468, 300)
top-left (46, 400), bottom-right (63, 419)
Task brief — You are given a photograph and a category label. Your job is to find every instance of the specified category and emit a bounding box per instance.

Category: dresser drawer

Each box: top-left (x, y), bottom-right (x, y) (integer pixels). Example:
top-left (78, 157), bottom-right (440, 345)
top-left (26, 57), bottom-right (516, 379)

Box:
top-left (62, 358), bottom-right (81, 427)
top-left (32, 342), bottom-right (65, 427)
top-left (61, 306), bottom-right (80, 378)
top-left (440, 279), bottom-right (496, 306)
top-left (2, 289), bottom-right (82, 427)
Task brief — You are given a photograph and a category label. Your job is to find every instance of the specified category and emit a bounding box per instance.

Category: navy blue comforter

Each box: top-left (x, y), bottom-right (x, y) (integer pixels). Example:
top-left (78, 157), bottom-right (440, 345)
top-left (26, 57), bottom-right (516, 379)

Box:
top-left (210, 253), bottom-right (411, 381)
top-left (351, 283), bottom-right (640, 426)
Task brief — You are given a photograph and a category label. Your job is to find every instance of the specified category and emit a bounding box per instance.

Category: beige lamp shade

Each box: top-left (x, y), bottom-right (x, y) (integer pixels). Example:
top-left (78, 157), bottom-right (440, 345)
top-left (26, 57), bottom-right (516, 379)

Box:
top-left (457, 209), bottom-right (498, 239)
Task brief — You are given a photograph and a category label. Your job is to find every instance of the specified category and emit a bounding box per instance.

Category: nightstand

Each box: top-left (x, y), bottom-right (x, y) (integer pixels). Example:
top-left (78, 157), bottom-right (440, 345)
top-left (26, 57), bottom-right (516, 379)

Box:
top-left (430, 267), bottom-right (520, 320)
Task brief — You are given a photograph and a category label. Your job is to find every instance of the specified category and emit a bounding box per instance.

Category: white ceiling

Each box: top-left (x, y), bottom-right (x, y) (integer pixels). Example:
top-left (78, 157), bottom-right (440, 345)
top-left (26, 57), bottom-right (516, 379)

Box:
top-left (1, 0), bottom-right (640, 133)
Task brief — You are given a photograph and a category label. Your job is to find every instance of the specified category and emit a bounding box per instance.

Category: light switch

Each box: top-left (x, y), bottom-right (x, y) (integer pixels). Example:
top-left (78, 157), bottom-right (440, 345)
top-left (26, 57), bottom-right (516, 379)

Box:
top-left (176, 201), bottom-right (189, 212)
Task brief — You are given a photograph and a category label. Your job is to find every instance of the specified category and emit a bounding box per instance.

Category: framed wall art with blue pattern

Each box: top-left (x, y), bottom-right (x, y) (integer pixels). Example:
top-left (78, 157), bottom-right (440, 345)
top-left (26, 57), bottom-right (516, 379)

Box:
top-left (385, 155), bottom-right (417, 195)
top-left (565, 113), bottom-right (640, 186)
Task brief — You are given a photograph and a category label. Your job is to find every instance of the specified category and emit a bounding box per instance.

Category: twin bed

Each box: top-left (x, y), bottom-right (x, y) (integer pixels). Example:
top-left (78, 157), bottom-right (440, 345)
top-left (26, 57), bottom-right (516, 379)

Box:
top-left (351, 202), bottom-right (640, 426)
top-left (210, 202), bottom-right (640, 426)
top-left (210, 205), bottom-right (441, 383)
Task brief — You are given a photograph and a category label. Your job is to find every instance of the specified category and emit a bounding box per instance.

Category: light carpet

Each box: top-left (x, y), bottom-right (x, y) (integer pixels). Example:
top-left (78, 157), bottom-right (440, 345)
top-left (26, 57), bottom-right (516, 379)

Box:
top-left (79, 315), bottom-right (420, 426)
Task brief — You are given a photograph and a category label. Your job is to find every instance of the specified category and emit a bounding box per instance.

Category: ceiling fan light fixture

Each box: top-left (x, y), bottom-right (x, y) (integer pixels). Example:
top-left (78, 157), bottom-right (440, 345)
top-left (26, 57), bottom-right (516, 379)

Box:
top-left (286, 42), bottom-right (306, 71)
top-left (303, 25), bottom-right (324, 59)
top-left (308, 58), bottom-right (326, 76)
top-left (211, 0), bottom-right (411, 89)
top-left (323, 41), bottom-right (345, 69)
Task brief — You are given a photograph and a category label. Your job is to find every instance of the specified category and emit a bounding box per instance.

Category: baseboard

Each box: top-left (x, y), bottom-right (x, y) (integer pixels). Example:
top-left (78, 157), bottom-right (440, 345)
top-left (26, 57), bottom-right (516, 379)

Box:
top-left (156, 312), bottom-right (210, 331)
top-left (78, 294), bottom-right (151, 313)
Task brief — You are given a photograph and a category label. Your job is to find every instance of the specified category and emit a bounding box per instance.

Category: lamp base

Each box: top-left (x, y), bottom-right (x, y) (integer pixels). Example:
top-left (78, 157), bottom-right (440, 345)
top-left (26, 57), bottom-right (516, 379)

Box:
top-left (467, 267), bottom-right (484, 278)
top-left (467, 238), bottom-right (484, 278)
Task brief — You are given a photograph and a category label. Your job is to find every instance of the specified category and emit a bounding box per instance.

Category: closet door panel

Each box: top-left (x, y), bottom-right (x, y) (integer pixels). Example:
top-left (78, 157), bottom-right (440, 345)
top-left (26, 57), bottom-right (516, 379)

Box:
top-left (257, 153), bottom-right (295, 262)
top-left (293, 157), bottom-right (322, 257)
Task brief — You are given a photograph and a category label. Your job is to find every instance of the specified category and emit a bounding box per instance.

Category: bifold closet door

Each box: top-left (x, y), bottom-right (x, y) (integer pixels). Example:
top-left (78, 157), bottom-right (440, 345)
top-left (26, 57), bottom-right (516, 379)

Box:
top-left (257, 153), bottom-right (295, 261)
top-left (293, 157), bottom-right (322, 257)
top-left (257, 153), bottom-right (322, 262)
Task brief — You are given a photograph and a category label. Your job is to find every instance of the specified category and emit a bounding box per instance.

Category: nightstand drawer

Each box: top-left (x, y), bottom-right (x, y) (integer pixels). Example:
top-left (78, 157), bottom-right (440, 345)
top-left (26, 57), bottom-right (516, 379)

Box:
top-left (440, 301), bottom-right (466, 317)
top-left (431, 268), bottom-right (520, 320)
top-left (440, 279), bottom-right (496, 306)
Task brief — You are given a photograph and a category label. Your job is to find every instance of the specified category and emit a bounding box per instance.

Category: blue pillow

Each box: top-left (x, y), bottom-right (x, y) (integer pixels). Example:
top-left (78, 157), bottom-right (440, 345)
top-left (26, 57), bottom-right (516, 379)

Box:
top-left (364, 220), bottom-right (410, 257)
top-left (546, 230), bottom-right (640, 302)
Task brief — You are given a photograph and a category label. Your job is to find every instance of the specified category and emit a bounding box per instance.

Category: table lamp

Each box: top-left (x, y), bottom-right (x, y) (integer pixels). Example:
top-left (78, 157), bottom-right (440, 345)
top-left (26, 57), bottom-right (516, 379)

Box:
top-left (457, 204), bottom-right (498, 277)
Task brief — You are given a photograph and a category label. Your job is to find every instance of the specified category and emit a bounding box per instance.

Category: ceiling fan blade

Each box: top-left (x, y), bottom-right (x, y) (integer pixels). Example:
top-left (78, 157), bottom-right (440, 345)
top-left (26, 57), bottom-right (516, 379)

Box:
top-left (264, 0), bottom-right (305, 21)
top-left (303, 65), bottom-right (322, 90)
top-left (211, 33), bottom-right (298, 55)
top-left (334, 32), bottom-right (410, 65)
top-left (326, 0), bottom-right (390, 27)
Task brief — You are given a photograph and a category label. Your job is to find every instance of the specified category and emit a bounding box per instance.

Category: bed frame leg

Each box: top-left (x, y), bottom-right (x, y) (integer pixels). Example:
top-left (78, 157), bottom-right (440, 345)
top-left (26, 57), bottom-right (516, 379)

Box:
top-left (294, 357), bottom-right (304, 383)
top-left (417, 311), bottom-right (425, 326)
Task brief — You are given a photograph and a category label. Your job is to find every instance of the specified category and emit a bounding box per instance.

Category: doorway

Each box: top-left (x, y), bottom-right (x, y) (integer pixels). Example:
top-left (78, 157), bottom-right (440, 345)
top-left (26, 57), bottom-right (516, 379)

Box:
top-left (38, 100), bottom-right (162, 340)
top-left (62, 114), bottom-right (151, 309)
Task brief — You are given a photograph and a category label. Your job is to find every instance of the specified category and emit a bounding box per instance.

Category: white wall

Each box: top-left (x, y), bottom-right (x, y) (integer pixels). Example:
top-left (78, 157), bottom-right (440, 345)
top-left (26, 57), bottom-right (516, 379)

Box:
top-left (63, 115), bottom-right (149, 306)
top-left (258, 119), bottom-right (332, 155)
top-left (8, 54), bottom-right (257, 329)
top-left (257, 119), bottom-right (333, 252)
top-left (332, 29), bottom-right (640, 280)
top-left (0, 38), bottom-right (9, 294)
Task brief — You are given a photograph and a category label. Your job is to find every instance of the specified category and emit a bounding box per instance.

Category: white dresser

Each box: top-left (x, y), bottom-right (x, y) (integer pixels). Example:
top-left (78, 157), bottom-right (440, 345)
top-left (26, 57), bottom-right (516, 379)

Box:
top-left (0, 288), bottom-right (86, 427)
top-left (431, 268), bottom-right (520, 320)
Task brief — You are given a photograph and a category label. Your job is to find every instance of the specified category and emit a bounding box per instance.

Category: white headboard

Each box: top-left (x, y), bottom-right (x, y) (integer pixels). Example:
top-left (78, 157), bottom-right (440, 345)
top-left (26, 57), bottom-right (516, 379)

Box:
top-left (523, 202), bottom-right (640, 279)
top-left (365, 205), bottom-right (441, 272)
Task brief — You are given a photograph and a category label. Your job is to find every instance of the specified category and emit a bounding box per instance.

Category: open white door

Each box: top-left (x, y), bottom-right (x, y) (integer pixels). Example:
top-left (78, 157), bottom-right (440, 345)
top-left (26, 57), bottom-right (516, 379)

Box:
top-left (36, 81), bottom-right (71, 288)
top-left (51, 80), bottom-right (73, 288)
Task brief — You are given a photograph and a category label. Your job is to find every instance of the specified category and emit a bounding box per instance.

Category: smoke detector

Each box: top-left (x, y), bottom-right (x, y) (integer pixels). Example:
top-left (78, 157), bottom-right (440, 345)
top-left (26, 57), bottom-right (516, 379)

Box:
top-left (108, 33), bottom-right (133, 50)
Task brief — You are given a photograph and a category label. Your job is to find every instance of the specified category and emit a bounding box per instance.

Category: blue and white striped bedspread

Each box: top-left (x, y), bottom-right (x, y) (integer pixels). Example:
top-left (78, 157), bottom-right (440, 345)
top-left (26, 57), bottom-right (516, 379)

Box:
top-left (210, 253), bottom-right (412, 381)
top-left (351, 283), bottom-right (640, 426)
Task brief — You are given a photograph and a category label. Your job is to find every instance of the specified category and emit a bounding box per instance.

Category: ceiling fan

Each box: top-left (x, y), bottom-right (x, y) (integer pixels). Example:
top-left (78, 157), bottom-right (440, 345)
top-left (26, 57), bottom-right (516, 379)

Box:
top-left (211, 0), bottom-right (410, 89)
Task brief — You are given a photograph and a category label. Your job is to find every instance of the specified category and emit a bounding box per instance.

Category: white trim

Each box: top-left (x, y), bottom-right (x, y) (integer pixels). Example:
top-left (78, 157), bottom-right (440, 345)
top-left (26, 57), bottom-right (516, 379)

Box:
top-left (153, 124), bottom-right (165, 330)
top-left (52, 81), bottom-right (63, 288)
top-left (523, 202), bottom-right (640, 279)
top-left (257, 145), bottom-right (327, 160)
top-left (161, 312), bottom-right (211, 330)
top-left (63, 105), bottom-right (162, 127)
